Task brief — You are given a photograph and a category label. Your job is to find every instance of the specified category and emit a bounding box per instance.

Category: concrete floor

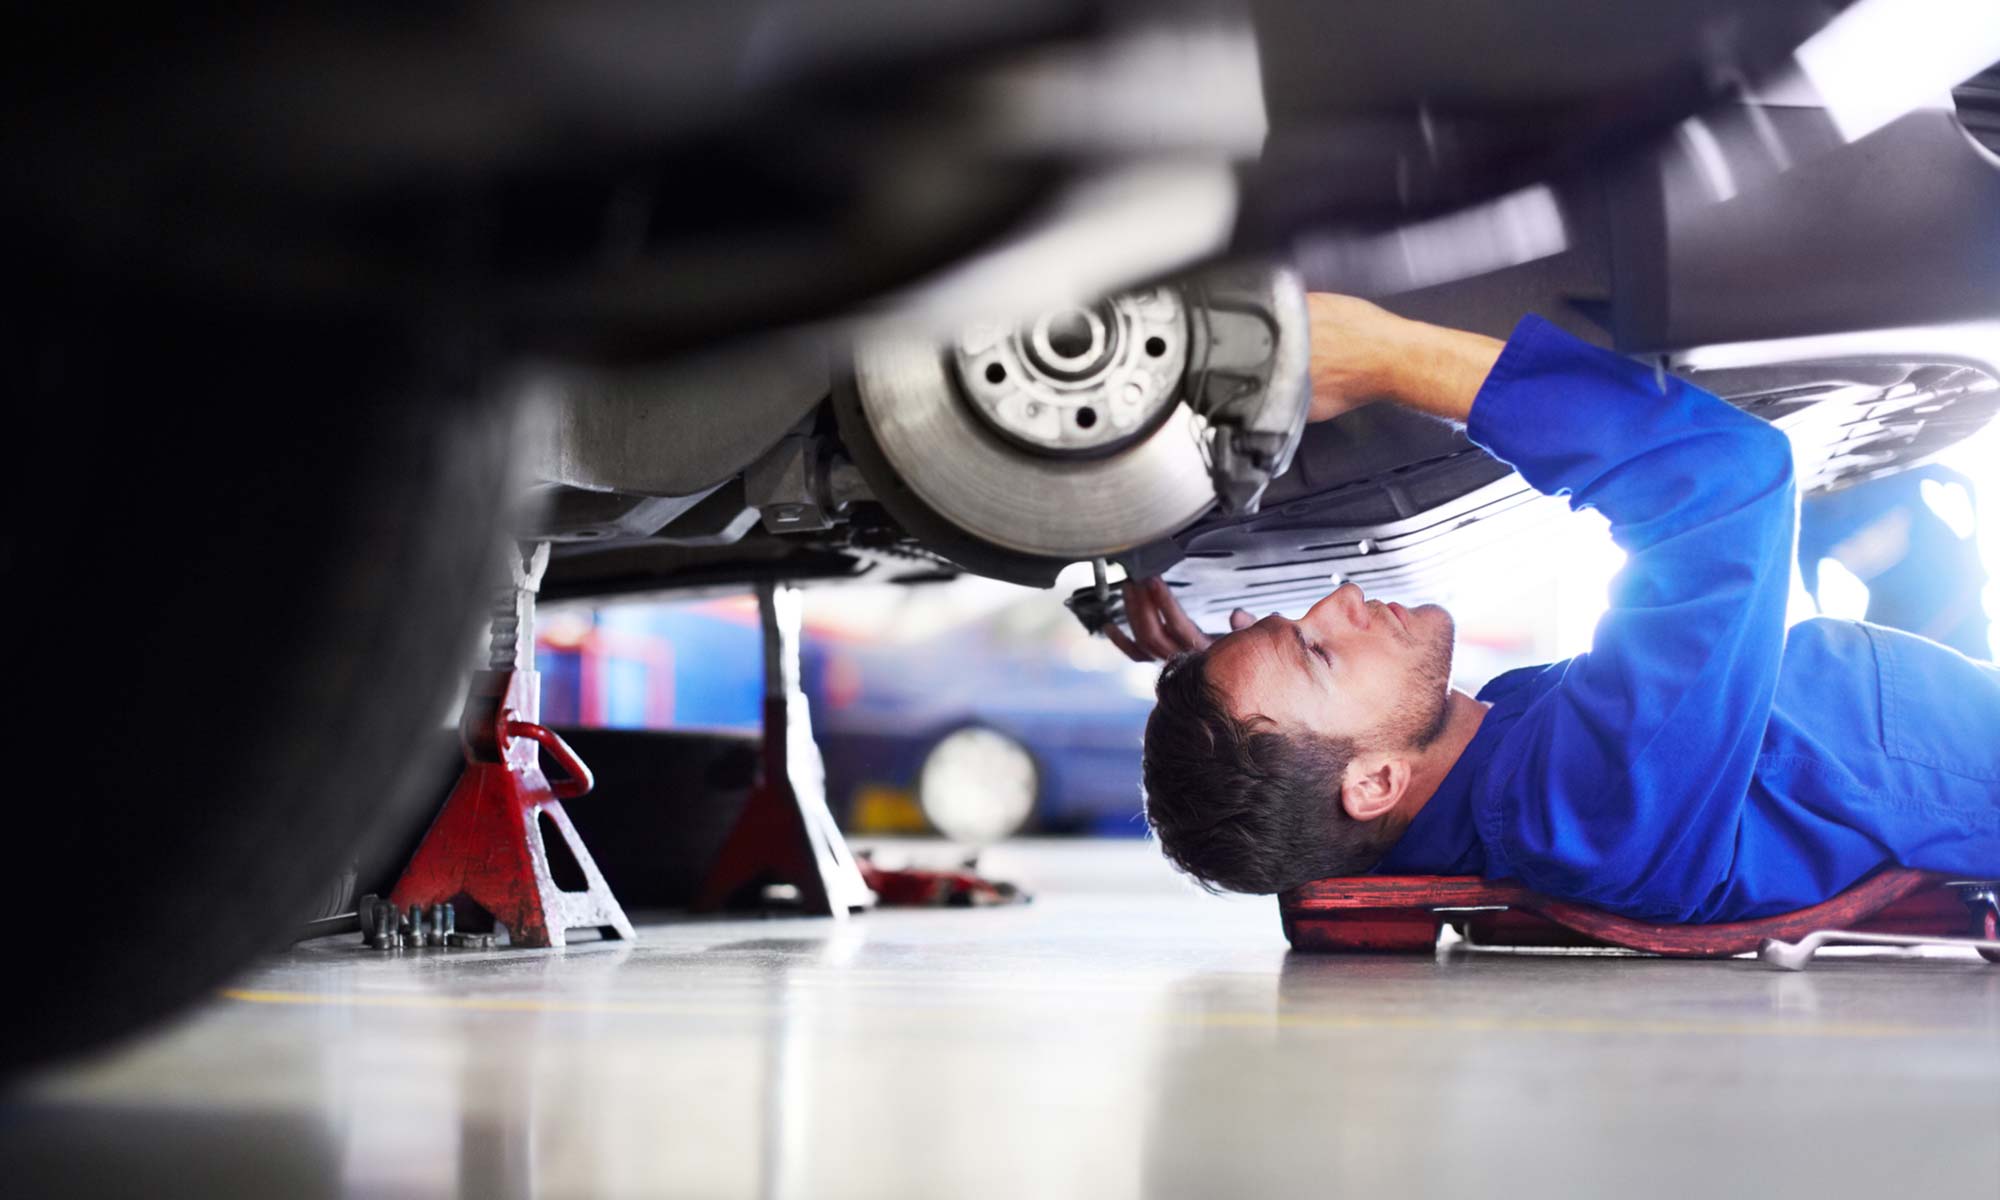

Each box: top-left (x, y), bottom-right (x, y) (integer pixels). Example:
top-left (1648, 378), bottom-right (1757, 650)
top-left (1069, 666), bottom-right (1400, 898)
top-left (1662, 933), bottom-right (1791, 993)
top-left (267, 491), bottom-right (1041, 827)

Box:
top-left (4, 840), bottom-right (1996, 1199)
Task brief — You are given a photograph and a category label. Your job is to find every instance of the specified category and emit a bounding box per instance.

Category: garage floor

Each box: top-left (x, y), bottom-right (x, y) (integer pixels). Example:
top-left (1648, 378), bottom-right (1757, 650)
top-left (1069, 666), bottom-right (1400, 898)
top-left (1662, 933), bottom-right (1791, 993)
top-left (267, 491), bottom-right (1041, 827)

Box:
top-left (4, 840), bottom-right (1996, 1199)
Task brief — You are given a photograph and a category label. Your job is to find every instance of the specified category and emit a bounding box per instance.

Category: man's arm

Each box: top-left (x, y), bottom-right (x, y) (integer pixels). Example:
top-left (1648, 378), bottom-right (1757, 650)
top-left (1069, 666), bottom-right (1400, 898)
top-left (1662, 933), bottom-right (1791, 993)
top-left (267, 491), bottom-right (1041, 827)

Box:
top-left (1466, 317), bottom-right (1796, 922)
top-left (1304, 293), bottom-right (1503, 425)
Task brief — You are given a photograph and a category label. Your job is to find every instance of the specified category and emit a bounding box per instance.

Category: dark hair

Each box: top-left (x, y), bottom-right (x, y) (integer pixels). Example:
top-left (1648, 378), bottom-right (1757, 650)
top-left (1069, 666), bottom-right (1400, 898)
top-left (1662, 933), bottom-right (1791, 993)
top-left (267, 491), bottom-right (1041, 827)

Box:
top-left (1142, 649), bottom-right (1390, 893)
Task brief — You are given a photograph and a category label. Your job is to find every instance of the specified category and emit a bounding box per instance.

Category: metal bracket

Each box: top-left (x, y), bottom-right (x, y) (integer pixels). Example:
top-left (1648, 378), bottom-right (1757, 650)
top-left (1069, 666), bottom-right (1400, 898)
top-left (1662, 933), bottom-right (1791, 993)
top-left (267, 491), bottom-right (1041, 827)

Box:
top-left (1180, 263), bottom-right (1313, 516)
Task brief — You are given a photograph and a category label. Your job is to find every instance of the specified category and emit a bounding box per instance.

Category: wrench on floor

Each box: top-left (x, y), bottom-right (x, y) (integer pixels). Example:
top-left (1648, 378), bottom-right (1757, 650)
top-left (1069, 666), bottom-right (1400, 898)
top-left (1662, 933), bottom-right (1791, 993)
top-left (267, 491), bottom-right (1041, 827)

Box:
top-left (1758, 930), bottom-right (2000, 970)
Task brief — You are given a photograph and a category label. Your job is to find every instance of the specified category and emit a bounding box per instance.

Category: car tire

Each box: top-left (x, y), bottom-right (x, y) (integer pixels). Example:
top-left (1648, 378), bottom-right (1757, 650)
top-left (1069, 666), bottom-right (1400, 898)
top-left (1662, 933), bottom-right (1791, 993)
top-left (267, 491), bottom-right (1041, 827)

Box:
top-left (3, 285), bottom-right (520, 1074)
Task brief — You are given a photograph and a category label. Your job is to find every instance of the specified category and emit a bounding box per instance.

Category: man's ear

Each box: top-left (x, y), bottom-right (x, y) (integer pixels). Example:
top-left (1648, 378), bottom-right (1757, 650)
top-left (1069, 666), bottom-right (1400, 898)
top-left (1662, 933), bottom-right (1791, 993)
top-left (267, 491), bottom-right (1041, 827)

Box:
top-left (1340, 755), bottom-right (1409, 823)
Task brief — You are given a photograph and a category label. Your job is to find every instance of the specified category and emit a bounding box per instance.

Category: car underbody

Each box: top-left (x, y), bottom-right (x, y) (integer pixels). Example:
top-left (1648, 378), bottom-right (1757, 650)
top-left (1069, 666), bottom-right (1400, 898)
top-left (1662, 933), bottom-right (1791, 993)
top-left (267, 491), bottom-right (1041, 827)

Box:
top-left (530, 96), bottom-right (2000, 637)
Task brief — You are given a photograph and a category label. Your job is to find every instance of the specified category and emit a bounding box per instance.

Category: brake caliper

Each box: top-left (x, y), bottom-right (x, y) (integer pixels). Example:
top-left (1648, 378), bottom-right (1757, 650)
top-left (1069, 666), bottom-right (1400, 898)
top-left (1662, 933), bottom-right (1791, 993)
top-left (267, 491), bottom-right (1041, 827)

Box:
top-left (1178, 263), bottom-right (1312, 517)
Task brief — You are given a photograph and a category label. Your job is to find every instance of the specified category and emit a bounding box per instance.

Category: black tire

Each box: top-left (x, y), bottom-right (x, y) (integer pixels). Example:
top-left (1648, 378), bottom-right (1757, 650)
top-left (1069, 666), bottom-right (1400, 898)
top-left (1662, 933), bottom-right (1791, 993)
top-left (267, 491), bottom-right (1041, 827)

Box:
top-left (4, 281), bottom-right (518, 1074)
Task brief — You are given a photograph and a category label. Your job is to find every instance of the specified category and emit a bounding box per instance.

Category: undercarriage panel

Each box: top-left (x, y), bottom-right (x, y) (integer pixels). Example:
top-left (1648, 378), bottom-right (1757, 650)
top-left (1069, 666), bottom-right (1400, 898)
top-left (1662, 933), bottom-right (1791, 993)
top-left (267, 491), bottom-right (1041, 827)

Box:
top-left (1145, 357), bottom-right (2000, 629)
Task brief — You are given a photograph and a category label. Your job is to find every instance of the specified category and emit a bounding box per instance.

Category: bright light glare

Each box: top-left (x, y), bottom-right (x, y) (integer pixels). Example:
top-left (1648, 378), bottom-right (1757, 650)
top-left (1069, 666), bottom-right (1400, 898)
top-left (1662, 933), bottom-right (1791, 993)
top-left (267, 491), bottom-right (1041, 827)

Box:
top-left (1920, 477), bottom-right (1978, 541)
top-left (1794, 0), bottom-right (2000, 142)
top-left (1814, 557), bottom-right (1872, 622)
top-left (1551, 509), bottom-right (1626, 660)
top-left (919, 727), bottom-right (1038, 846)
top-left (804, 575), bottom-right (1033, 644)
top-left (1935, 416), bottom-right (2000, 660)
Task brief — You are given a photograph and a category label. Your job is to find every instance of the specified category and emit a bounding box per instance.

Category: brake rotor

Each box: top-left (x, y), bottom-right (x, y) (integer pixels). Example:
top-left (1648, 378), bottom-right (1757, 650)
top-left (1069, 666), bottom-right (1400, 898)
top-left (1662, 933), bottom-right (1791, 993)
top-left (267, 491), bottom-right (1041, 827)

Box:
top-left (850, 285), bottom-right (1215, 561)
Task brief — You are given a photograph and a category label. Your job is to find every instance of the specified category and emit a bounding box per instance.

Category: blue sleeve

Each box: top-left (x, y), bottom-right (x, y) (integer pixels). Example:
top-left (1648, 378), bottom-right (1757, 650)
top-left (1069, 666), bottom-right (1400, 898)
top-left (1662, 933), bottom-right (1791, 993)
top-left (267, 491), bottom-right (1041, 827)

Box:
top-left (1464, 316), bottom-right (1797, 921)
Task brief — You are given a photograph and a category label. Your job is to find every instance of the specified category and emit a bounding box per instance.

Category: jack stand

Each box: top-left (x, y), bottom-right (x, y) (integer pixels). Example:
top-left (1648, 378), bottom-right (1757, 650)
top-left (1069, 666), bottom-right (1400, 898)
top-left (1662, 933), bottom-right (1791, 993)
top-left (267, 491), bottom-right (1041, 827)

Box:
top-left (695, 582), bottom-right (873, 917)
top-left (389, 542), bottom-right (636, 948)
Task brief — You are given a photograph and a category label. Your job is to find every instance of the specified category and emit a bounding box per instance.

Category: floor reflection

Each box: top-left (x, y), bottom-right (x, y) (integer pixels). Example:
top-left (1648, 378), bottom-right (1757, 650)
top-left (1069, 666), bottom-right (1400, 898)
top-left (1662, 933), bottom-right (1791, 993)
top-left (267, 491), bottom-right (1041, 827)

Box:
top-left (3, 845), bottom-right (1994, 1200)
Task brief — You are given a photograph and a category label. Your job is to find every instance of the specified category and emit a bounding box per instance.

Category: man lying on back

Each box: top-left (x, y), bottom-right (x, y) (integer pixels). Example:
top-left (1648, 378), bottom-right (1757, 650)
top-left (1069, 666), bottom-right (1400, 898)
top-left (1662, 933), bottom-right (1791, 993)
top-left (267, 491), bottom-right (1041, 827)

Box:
top-left (1111, 295), bottom-right (1998, 922)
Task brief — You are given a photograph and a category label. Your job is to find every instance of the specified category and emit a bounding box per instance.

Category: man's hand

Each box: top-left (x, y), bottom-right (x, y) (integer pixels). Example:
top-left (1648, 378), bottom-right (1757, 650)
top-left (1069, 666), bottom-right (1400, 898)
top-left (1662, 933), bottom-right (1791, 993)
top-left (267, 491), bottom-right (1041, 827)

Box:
top-left (1103, 576), bottom-right (1256, 663)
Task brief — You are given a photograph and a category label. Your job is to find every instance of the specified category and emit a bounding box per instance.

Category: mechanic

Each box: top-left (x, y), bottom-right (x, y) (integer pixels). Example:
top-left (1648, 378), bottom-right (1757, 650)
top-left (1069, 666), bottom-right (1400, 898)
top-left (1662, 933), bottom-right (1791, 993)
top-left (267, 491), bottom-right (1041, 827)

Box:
top-left (1114, 294), bottom-right (2000, 923)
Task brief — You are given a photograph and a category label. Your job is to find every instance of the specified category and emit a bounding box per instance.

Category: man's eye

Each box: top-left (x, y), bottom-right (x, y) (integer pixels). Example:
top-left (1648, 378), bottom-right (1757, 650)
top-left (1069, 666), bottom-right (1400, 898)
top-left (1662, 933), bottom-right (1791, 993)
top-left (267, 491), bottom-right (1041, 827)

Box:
top-left (1310, 643), bottom-right (1333, 668)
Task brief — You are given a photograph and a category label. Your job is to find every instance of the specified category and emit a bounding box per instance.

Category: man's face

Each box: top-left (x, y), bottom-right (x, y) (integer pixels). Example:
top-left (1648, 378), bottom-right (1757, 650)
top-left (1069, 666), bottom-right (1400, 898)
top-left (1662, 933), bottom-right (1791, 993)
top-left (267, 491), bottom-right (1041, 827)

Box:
top-left (1204, 582), bottom-right (1457, 750)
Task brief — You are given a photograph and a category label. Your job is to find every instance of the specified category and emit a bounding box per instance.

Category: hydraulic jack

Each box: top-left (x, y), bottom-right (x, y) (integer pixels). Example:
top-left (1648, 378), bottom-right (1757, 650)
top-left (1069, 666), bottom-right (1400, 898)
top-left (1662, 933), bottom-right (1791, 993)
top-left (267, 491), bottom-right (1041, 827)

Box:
top-left (388, 543), bottom-right (635, 948)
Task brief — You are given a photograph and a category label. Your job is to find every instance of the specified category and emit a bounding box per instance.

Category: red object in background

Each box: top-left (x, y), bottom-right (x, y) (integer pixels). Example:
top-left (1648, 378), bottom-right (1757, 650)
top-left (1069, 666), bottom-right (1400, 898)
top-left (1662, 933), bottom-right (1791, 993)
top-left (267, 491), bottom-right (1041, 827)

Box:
top-left (1281, 869), bottom-right (1994, 958)
top-left (390, 669), bottom-right (635, 949)
top-left (857, 857), bottom-right (1027, 908)
top-left (822, 650), bottom-right (863, 710)
top-left (1976, 892), bottom-right (2000, 963)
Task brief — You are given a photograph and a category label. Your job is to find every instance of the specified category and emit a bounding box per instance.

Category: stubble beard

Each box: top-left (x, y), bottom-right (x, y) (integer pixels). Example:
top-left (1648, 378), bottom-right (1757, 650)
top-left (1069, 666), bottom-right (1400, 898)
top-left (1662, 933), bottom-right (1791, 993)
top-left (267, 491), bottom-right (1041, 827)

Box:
top-left (1384, 606), bottom-right (1456, 751)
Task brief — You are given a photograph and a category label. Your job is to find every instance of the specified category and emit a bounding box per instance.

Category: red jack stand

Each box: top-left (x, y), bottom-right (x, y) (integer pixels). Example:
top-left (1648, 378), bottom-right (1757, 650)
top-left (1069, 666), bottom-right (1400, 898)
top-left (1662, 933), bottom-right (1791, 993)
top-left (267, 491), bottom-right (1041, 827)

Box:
top-left (695, 582), bottom-right (873, 917)
top-left (389, 543), bottom-right (635, 948)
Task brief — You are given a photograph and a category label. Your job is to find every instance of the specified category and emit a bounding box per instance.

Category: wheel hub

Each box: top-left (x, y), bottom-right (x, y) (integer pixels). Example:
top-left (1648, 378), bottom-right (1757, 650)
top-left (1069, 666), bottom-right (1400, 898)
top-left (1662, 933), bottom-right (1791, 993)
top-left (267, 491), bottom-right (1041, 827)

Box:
top-left (952, 290), bottom-right (1186, 456)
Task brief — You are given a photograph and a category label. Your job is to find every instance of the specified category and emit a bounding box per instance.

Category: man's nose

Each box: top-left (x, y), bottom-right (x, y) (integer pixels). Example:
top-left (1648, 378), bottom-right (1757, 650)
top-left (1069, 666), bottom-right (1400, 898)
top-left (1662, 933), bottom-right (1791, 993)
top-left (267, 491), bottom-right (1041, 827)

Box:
top-left (1335, 582), bottom-right (1370, 626)
top-left (1302, 582), bottom-right (1367, 632)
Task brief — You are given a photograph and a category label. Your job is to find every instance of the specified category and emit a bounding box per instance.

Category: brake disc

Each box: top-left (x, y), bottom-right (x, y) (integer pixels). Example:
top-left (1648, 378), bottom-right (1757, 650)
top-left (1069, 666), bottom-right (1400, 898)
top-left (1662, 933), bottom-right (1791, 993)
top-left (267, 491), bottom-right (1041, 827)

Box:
top-left (847, 264), bottom-right (1310, 564)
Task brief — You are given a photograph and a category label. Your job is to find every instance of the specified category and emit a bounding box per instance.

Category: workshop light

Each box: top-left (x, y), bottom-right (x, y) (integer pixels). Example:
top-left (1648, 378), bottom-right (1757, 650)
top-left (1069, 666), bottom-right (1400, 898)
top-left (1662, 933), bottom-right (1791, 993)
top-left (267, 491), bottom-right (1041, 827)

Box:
top-left (1920, 477), bottom-right (1978, 541)
top-left (918, 726), bottom-right (1038, 847)
top-left (1935, 412), bottom-right (2000, 659)
top-left (1814, 558), bottom-right (1872, 624)
top-left (1550, 509), bottom-right (1626, 660)
top-left (1794, 0), bottom-right (2000, 142)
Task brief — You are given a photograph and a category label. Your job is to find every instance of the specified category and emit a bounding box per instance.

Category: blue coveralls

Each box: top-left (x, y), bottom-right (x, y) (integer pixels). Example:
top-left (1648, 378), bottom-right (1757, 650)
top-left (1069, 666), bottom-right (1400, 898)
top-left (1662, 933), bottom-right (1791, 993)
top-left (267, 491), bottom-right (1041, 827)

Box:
top-left (1376, 316), bottom-right (2000, 923)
